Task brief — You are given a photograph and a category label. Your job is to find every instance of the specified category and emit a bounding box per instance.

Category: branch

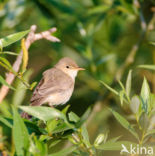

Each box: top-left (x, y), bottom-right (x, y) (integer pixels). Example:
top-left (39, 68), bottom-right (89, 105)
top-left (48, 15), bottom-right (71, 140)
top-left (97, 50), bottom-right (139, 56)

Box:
top-left (0, 25), bottom-right (60, 103)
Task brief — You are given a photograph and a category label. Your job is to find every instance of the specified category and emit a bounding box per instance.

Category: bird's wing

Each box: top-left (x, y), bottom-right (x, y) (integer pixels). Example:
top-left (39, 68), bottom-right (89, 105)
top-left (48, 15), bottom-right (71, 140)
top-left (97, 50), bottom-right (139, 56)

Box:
top-left (30, 68), bottom-right (73, 105)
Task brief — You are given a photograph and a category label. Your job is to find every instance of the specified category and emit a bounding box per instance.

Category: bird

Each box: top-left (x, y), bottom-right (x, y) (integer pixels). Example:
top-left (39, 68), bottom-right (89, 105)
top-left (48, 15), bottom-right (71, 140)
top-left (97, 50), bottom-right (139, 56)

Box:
top-left (21, 57), bottom-right (85, 118)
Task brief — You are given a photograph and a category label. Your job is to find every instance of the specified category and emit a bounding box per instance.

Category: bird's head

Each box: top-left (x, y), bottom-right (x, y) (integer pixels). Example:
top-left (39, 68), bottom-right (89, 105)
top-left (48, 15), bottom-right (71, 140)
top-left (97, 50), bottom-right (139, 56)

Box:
top-left (55, 57), bottom-right (85, 79)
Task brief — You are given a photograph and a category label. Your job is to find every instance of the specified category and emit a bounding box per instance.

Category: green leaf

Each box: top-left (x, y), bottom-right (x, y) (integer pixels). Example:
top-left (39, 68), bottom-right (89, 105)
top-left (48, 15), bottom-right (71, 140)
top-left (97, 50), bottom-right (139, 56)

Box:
top-left (88, 5), bottom-right (110, 15)
top-left (0, 57), bottom-right (17, 75)
top-left (119, 0), bottom-right (135, 14)
top-left (119, 90), bottom-right (124, 106)
top-left (12, 70), bottom-right (32, 106)
top-left (150, 42), bottom-right (155, 46)
top-left (149, 94), bottom-right (155, 113)
top-left (0, 51), bottom-right (18, 55)
top-left (144, 129), bottom-right (155, 138)
top-left (52, 122), bottom-right (71, 134)
top-left (46, 119), bottom-right (58, 134)
top-left (130, 95), bottom-right (140, 114)
top-left (0, 30), bottom-right (30, 47)
top-left (62, 105), bottom-right (70, 115)
top-left (96, 141), bottom-right (134, 151)
top-left (118, 80), bottom-right (125, 90)
top-left (0, 100), bottom-right (12, 117)
top-left (49, 140), bottom-right (61, 148)
top-left (139, 112), bottom-right (149, 131)
top-left (68, 111), bottom-right (80, 123)
top-left (21, 38), bottom-right (28, 73)
top-left (0, 116), bottom-right (12, 128)
top-left (125, 70), bottom-right (132, 98)
top-left (12, 106), bottom-right (29, 156)
top-left (30, 81), bottom-right (37, 90)
top-left (24, 120), bottom-right (42, 135)
top-left (81, 124), bottom-right (91, 148)
top-left (0, 39), bottom-right (2, 51)
top-left (117, 80), bottom-right (129, 104)
top-left (48, 146), bottom-right (77, 156)
top-left (140, 77), bottom-right (150, 113)
top-left (0, 57), bottom-right (12, 68)
top-left (100, 80), bottom-right (119, 95)
top-left (19, 106), bottom-right (66, 121)
top-left (138, 65), bottom-right (155, 70)
top-left (31, 135), bottom-right (48, 155)
top-left (0, 75), bottom-right (15, 90)
top-left (107, 136), bottom-right (122, 143)
top-left (94, 133), bottom-right (105, 147)
top-left (110, 109), bottom-right (139, 140)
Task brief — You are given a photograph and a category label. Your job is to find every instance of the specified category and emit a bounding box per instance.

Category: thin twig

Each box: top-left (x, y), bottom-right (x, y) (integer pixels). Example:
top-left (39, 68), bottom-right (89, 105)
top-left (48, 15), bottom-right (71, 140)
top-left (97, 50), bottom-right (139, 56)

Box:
top-left (0, 25), bottom-right (60, 103)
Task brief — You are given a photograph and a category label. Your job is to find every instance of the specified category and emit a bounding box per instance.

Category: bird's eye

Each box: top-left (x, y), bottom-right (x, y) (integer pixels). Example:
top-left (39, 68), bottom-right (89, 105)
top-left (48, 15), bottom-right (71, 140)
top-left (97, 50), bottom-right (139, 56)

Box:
top-left (66, 66), bottom-right (69, 69)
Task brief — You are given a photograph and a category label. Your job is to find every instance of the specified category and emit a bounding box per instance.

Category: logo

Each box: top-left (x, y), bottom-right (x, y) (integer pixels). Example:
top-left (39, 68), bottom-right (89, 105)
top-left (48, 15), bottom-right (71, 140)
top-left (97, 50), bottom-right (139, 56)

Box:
top-left (121, 144), bottom-right (154, 155)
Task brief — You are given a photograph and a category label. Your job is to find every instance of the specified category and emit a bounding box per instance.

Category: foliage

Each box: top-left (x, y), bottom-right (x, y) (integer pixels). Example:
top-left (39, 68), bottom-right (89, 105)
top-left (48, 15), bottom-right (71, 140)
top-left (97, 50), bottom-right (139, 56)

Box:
top-left (0, 0), bottom-right (155, 156)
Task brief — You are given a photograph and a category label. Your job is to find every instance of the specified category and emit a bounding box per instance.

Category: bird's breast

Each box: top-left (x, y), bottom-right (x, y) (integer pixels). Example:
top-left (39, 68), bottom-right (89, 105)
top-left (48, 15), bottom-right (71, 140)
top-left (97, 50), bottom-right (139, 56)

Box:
top-left (46, 87), bottom-right (74, 106)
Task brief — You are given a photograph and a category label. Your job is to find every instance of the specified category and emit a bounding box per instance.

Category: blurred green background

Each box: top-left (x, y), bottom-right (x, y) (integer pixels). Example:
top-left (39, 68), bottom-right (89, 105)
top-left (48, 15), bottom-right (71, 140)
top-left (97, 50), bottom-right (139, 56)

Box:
top-left (0, 0), bottom-right (155, 155)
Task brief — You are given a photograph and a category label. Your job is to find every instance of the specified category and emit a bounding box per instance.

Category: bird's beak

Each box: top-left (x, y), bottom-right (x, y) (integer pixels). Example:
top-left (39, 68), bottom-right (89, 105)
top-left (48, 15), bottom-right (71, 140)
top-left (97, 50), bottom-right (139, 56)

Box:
top-left (76, 67), bottom-right (85, 71)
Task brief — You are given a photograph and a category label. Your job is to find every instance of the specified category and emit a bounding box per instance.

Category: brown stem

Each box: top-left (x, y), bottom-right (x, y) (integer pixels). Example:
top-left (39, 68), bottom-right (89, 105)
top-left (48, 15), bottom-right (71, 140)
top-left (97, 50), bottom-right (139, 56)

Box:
top-left (0, 25), bottom-right (60, 103)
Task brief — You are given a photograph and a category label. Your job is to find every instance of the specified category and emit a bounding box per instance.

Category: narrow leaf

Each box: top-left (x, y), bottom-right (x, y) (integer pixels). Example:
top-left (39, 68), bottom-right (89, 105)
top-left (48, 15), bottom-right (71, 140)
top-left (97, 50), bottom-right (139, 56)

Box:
top-left (30, 81), bottom-right (37, 90)
top-left (100, 80), bottom-right (118, 95)
top-left (0, 75), bottom-right (15, 90)
top-left (139, 113), bottom-right (149, 131)
top-left (48, 146), bottom-right (77, 156)
top-left (21, 38), bottom-right (28, 73)
top-left (0, 116), bottom-right (12, 128)
top-left (0, 30), bottom-right (30, 47)
top-left (49, 140), bottom-right (61, 148)
top-left (19, 106), bottom-right (66, 121)
top-left (12, 106), bottom-right (29, 156)
top-left (0, 57), bottom-right (17, 75)
top-left (125, 70), bottom-right (132, 97)
top-left (81, 124), bottom-right (91, 148)
top-left (13, 70), bottom-right (32, 106)
top-left (144, 129), bottom-right (155, 138)
top-left (138, 65), bottom-right (155, 70)
top-left (94, 133), bottom-right (105, 147)
top-left (0, 51), bottom-right (18, 56)
top-left (96, 141), bottom-right (134, 151)
top-left (62, 105), bottom-right (70, 115)
top-left (130, 95), bottom-right (140, 114)
top-left (52, 123), bottom-right (71, 134)
top-left (68, 112), bottom-right (80, 123)
top-left (119, 90), bottom-right (124, 106)
top-left (118, 80), bottom-right (125, 90)
top-left (0, 57), bottom-right (12, 68)
top-left (107, 136), bottom-right (122, 143)
top-left (88, 5), bottom-right (110, 15)
top-left (150, 42), bottom-right (155, 46)
top-left (140, 77), bottom-right (150, 113)
top-left (110, 109), bottom-right (139, 140)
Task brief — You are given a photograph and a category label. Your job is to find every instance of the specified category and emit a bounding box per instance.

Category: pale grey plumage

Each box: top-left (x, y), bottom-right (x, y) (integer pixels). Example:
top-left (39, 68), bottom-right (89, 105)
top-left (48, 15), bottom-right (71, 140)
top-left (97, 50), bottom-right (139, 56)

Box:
top-left (21, 57), bottom-right (84, 118)
top-left (30, 67), bottom-right (74, 106)
top-left (30, 57), bottom-right (83, 106)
